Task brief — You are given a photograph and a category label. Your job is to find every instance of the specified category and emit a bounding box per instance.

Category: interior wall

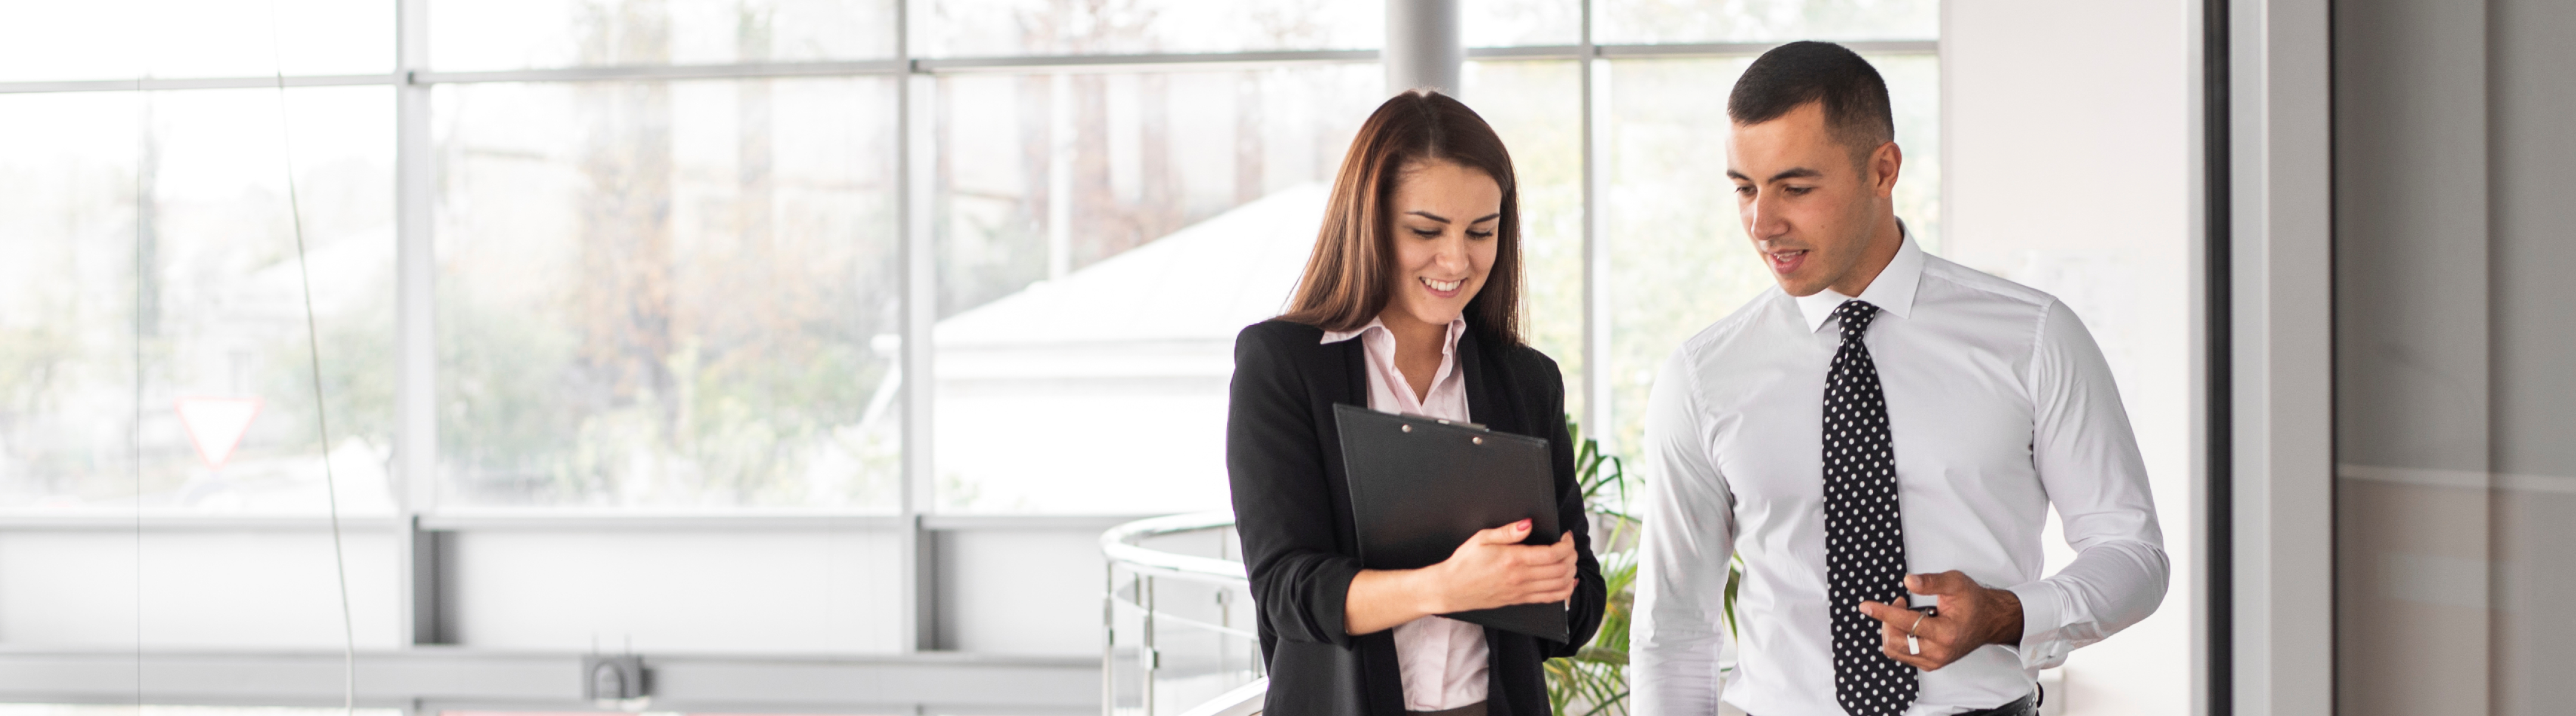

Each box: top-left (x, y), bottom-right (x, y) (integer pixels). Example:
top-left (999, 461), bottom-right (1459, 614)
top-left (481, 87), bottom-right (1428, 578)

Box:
top-left (1943, 1), bottom-right (2196, 714)
top-left (444, 530), bottom-right (903, 653)
top-left (0, 530), bottom-right (401, 649)
top-left (2334, 0), bottom-right (2576, 713)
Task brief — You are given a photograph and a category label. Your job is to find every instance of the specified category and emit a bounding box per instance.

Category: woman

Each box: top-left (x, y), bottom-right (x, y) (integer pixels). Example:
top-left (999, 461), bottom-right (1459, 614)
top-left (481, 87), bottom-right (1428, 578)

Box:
top-left (1227, 90), bottom-right (1606, 716)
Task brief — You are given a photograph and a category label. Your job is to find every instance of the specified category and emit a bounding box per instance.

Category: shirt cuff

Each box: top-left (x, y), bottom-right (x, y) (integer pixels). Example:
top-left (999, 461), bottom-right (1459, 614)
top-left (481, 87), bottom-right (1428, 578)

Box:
top-left (2005, 580), bottom-right (2071, 669)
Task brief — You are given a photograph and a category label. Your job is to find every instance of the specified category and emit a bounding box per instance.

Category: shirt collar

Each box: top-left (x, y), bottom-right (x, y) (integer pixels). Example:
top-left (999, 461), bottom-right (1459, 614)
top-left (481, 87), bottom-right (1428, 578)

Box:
top-left (1319, 315), bottom-right (1468, 352)
top-left (1792, 221), bottom-right (1925, 334)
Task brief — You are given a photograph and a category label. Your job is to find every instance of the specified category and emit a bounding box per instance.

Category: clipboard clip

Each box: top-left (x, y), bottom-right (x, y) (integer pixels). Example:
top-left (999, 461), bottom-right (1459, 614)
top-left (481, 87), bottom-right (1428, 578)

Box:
top-left (1400, 412), bottom-right (1487, 431)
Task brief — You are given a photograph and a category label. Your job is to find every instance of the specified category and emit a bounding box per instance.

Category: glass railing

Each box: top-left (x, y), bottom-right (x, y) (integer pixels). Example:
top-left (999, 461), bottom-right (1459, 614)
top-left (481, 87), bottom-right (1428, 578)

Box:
top-left (1100, 512), bottom-right (1264, 716)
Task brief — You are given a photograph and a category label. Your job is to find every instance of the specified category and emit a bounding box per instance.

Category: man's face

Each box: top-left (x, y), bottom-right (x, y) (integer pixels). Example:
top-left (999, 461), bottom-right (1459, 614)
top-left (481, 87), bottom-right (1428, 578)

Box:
top-left (1726, 101), bottom-right (1900, 298)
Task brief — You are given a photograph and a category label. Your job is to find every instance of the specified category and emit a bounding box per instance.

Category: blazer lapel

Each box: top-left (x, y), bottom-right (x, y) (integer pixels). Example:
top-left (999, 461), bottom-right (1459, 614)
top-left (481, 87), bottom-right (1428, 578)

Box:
top-left (1459, 329), bottom-right (1521, 434)
top-left (1337, 336), bottom-right (1370, 408)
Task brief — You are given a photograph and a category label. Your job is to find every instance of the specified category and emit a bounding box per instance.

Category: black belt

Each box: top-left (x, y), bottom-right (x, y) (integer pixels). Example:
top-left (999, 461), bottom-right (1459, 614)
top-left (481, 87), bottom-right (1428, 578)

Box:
top-left (1407, 701), bottom-right (1486, 716)
top-left (1952, 692), bottom-right (2039, 716)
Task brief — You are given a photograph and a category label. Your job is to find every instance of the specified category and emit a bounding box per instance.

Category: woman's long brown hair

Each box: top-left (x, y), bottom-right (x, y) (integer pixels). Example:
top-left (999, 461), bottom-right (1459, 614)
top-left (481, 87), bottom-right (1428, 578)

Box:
top-left (1279, 90), bottom-right (1524, 347)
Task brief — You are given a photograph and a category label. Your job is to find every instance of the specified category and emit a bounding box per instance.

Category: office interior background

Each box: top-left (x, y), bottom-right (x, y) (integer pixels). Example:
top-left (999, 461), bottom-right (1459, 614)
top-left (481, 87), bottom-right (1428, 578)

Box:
top-left (0, 0), bottom-right (2564, 714)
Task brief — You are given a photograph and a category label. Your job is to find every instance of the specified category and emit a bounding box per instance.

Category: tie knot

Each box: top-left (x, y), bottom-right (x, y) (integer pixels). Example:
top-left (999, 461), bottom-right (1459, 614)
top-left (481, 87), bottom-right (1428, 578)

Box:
top-left (1836, 300), bottom-right (1880, 340)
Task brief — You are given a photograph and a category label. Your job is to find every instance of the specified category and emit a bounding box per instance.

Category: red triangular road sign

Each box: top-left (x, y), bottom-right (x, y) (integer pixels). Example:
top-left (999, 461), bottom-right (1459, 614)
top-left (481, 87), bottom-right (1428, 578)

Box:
top-left (175, 396), bottom-right (262, 471)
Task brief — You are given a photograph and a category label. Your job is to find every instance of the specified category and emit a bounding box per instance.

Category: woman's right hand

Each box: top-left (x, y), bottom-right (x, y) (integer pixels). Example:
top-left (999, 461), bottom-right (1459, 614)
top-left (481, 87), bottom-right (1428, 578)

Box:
top-left (1420, 519), bottom-right (1579, 613)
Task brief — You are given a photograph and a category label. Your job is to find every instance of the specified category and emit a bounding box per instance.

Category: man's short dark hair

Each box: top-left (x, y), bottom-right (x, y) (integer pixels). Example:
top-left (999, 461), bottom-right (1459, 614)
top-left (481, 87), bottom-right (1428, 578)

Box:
top-left (1728, 41), bottom-right (1894, 165)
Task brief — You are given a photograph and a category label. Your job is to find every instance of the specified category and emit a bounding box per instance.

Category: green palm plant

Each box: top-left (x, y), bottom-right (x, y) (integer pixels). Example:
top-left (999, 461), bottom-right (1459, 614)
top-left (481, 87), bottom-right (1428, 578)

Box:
top-left (1546, 419), bottom-right (1743, 716)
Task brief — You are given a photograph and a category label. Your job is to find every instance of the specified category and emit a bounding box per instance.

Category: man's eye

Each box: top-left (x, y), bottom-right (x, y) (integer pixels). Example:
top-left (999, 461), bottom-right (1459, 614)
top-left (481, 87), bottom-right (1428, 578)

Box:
top-left (1733, 185), bottom-right (1756, 196)
top-left (1785, 186), bottom-right (1815, 196)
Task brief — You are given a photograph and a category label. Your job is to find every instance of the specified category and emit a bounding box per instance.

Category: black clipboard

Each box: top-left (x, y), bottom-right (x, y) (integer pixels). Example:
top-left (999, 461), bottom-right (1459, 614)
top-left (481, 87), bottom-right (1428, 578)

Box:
top-left (1333, 403), bottom-right (1569, 642)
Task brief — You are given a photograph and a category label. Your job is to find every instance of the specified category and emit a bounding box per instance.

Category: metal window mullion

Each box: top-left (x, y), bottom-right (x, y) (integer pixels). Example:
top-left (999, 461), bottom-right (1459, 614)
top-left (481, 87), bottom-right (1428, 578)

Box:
top-left (1580, 0), bottom-right (1612, 446)
top-left (894, 0), bottom-right (939, 654)
top-left (391, 0), bottom-right (438, 649)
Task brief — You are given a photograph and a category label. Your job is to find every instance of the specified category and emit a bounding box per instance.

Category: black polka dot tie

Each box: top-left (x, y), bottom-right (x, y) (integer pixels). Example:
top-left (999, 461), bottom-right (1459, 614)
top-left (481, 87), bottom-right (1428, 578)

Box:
top-left (1824, 300), bottom-right (1916, 716)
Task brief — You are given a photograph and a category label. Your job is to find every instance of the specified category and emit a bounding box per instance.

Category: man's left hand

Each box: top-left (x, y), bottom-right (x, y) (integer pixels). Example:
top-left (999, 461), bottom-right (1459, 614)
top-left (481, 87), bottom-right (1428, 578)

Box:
top-left (1856, 570), bottom-right (2024, 671)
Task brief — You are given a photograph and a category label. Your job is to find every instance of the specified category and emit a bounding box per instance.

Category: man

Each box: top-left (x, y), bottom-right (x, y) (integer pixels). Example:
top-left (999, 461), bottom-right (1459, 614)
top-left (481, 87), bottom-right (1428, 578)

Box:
top-left (1631, 42), bottom-right (2168, 716)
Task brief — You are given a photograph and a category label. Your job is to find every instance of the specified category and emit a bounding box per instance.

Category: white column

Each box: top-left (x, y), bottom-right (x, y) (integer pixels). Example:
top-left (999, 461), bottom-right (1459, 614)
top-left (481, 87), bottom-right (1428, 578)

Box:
top-left (2227, 0), bottom-right (2334, 712)
top-left (1383, 0), bottom-right (1462, 95)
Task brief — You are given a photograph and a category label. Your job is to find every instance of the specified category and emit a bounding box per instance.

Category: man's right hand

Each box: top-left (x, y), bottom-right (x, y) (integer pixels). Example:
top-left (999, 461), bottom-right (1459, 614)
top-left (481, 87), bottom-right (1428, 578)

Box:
top-left (1421, 519), bottom-right (1578, 613)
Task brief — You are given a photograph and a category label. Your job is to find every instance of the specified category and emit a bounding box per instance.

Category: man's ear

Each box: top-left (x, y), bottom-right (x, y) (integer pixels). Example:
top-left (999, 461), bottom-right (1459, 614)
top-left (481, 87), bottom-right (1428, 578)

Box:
top-left (1869, 141), bottom-right (1903, 198)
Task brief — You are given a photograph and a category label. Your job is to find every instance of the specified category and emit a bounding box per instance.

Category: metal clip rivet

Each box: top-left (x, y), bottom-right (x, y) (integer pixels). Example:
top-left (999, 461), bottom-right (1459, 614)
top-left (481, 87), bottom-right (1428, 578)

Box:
top-left (1472, 436), bottom-right (1484, 445)
top-left (1401, 425), bottom-right (1411, 433)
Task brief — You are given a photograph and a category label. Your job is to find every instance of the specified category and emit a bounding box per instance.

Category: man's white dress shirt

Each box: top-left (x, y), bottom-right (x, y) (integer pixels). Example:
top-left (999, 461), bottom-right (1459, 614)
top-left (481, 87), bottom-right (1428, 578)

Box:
top-left (1322, 316), bottom-right (1490, 711)
top-left (1632, 230), bottom-right (2168, 715)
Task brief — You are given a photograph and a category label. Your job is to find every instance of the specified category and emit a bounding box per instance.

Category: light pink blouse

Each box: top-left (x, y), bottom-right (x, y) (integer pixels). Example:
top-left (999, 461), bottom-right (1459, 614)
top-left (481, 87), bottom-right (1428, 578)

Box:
top-left (1320, 316), bottom-right (1488, 711)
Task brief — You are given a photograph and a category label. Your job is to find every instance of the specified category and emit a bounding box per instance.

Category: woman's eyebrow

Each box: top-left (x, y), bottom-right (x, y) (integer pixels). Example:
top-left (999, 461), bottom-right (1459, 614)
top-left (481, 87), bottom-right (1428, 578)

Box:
top-left (1405, 210), bottom-right (1452, 223)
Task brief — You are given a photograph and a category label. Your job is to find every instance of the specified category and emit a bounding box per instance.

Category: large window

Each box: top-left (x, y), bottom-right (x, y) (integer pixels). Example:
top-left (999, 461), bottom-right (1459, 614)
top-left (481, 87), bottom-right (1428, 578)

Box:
top-left (0, 0), bottom-right (1942, 517)
top-left (926, 63), bottom-right (1383, 513)
top-left (0, 1), bottom-right (392, 81)
top-left (429, 0), bottom-right (897, 69)
top-left (1599, 0), bottom-right (1937, 44)
top-left (0, 87), bottom-right (397, 514)
top-left (923, 0), bottom-right (1382, 56)
top-left (434, 77), bottom-right (902, 509)
top-left (0, 0), bottom-right (1940, 668)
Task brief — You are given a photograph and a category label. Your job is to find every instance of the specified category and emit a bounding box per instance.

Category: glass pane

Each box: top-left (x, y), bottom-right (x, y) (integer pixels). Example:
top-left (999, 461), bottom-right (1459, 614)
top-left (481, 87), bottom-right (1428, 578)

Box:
top-left (434, 78), bottom-right (902, 510)
top-left (1458, 60), bottom-right (1584, 427)
top-left (0, 0), bottom-right (392, 82)
top-left (930, 64), bottom-right (1383, 513)
top-left (2334, 6), bottom-right (2576, 706)
top-left (431, 0), bottom-right (897, 70)
top-left (924, 0), bottom-right (1382, 57)
top-left (1465, 0), bottom-right (1581, 48)
top-left (0, 87), bottom-right (397, 514)
top-left (1600, 53), bottom-right (1939, 454)
top-left (1599, 0), bottom-right (1939, 45)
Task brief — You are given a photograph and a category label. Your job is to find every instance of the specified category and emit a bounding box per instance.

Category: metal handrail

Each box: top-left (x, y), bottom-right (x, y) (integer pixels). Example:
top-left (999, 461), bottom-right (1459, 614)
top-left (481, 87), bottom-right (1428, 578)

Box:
top-left (1099, 511), bottom-right (1250, 585)
top-left (1102, 511), bottom-right (1261, 716)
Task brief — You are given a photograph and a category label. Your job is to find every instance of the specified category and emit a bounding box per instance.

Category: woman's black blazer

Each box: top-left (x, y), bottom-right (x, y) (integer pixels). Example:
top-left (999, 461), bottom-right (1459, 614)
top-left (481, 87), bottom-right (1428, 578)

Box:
top-left (1226, 318), bottom-right (1606, 716)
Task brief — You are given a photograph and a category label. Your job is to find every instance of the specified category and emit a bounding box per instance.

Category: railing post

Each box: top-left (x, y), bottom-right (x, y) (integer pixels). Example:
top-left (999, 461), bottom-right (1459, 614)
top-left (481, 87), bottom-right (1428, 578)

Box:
top-left (1102, 562), bottom-right (1116, 716)
top-left (1140, 573), bottom-right (1156, 716)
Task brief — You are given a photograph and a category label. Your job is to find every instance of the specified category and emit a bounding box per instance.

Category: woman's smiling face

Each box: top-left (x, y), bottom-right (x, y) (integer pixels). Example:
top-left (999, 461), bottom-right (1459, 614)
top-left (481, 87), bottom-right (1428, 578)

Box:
top-left (1383, 159), bottom-right (1503, 330)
